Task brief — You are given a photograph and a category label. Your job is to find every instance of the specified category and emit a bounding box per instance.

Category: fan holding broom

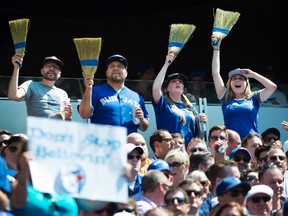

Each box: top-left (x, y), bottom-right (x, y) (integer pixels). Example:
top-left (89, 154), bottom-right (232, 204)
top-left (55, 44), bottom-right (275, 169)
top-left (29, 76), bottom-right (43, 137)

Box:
top-left (78, 52), bottom-right (149, 134)
top-left (152, 23), bottom-right (207, 148)
top-left (7, 18), bottom-right (72, 120)
top-left (211, 9), bottom-right (277, 140)
top-left (8, 54), bottom-right (72, 120)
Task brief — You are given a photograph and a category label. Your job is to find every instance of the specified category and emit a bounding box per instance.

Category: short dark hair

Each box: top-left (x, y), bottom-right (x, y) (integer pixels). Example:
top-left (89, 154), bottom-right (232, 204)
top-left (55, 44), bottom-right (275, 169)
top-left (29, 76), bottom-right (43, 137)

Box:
top-left (254, 144), bottom-right (271, 160)
top-left (164, 187), bottom-right (189, 204)
top-left (241, 133), bottom-right (262, 148)
top-left (205, 160), bottom-right (238, 189)
top-left (208, 125), bottom-right (227, 140)
top-left (189, 152), bottom-right (214, 173)
top-left (149, 129), bottom-right (169, 153)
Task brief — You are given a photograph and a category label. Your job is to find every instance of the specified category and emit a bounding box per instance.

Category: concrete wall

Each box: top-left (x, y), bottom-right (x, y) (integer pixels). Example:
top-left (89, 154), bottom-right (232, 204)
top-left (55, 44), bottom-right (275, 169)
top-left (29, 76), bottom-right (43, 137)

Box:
top-left (1, 98), bottom-right (288, 157)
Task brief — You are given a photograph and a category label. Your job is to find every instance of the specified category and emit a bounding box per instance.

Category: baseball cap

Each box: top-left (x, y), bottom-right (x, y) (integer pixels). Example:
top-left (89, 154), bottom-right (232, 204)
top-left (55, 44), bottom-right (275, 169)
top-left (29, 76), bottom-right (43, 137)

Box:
top-left (216, 176), bottom-right (251, 196)
top-left (166, 73), bottom-right (187, 86)
top-left (228, 68), bottom-right (248, 79)
top-left (245, 184), bottom-right (273, 200)
top-left (106, 54), bottom-right (128, 70)
top-left (229, 147), bottom-right (252, 161)
top-left (147, 159), bottom-right (171, 172)
top-left (125, 143), bottom-right (143, 155)
top-left (43, 56), bottom-right (64, 69)
top-left (261, 127), bottom-right (280, 139)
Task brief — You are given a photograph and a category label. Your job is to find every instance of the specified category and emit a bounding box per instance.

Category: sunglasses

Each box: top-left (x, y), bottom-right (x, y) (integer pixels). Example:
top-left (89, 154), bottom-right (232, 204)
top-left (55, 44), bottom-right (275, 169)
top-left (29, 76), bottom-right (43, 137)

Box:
top-left (269, 155), bottom-right (286, 162)
top-left (244, 175), bottom-right (258, 181)
top-left (200, 180), bottom-right (209, 187)
top-left (233, 155), bottom-right (250, 163)
top-left (264, 136), bottom-right (279, 142)
top-left (189, 148), bottom-right (205, 153)
top-left (0, 140), bottom-right (8, 146)
top-left (250, 196), bottom-right (271, 203)
top-left (185, 190), bottom-right (202, 197)
top-left (165, 197), bottom-right (186, 206)
top-left (116, 208), bottom-right (135, 213)
top-left (228, 190), bottom-right (247, 197)
top-left (168, 162), bottom-right (184, 168)
top-left (8, 146), bottom-right (18, 153)
top-left (210, 135), bottom-right (226, 141)
top-left (127, 155), bottom-right (141, 160)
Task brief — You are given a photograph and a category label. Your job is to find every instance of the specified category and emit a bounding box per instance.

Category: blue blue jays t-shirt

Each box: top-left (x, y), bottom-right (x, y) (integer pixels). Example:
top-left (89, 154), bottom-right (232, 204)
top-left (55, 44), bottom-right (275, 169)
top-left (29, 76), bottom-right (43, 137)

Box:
top-left (153, 95), bottom-right (197, 147)
top-left (220, 90), bottom-right (262, 139)
top-left (90, 83), bottom-right (149, 135)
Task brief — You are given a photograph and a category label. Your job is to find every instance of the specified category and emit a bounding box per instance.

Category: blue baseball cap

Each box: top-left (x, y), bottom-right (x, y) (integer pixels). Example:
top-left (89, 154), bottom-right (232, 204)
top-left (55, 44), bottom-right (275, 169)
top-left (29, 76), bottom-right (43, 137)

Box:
top-left (106, 54), bottom-right (128, 70)
top-left (229, 147), bottom-right (251, 161)
top-left (216, 176), bottom-right (251, 196)
top-left (147, 159), bottom-right (171, 172)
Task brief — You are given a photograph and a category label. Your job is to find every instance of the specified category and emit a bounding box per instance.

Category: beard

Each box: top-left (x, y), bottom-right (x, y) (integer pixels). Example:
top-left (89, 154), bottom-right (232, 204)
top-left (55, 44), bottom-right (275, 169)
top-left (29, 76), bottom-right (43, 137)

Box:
top-left (107, 73), bottom-right (124, 83)
top-left (43, 72), bottom-right (59, 81)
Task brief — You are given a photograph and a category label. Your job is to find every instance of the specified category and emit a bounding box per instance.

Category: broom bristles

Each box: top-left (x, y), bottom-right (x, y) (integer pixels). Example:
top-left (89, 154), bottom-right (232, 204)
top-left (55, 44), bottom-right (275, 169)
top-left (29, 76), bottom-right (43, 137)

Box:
top-left (9, 18), bottom-right (30, 55)
top-left (212, 8), bottom-right (240, 40)
top-left (168, 23), bottom-right (196, 56)
top-left (73, 37), bottom-right (102, 76)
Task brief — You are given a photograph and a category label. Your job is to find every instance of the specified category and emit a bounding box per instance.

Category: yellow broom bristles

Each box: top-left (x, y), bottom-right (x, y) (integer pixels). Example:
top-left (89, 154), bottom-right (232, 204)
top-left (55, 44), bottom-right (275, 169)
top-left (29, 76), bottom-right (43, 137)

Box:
top-left (73, 37), bottom-right (102, 76)
top-left (212, 8), bottom-right (240, 41)
top-left (9, 18), bottom-right (30, 55)
top-left (168, 23), bottom-right (196, 56)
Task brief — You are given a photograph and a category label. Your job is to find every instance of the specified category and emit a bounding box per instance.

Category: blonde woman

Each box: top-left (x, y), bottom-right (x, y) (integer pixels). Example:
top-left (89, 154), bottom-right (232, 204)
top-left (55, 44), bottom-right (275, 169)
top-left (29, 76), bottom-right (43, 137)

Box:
top-left (152, 53), bottom-right (206, 148)
top-left (211, 37), bottom-right (277, 140)
top-left (164, 149), bottom-right (190, 187)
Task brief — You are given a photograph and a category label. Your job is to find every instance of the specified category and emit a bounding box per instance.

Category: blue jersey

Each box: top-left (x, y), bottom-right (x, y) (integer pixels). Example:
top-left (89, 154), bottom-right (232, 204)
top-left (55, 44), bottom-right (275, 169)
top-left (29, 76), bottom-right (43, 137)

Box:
top-left (153, 96), bottom-right (197, 147)
top-left (220, 90), bottom-right (262, 140)
top-left (90, 83), bottom-right (149, 135)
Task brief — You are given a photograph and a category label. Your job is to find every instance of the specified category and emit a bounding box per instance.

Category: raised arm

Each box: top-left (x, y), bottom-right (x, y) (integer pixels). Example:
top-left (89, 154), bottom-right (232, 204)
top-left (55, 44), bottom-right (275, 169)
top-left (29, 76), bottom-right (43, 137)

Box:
top-left (78, 73), bottom-right (94, 119)
top-left (211, 37), bottom-right (226, 98)
top-left (10, 152), bottom-right (30, 209)
top-left (241, 68), bottom-right (277, 101)
top-left (7, 54), bottom-right (26, 101)
top-left (152, 53), bottom-right (175, 104)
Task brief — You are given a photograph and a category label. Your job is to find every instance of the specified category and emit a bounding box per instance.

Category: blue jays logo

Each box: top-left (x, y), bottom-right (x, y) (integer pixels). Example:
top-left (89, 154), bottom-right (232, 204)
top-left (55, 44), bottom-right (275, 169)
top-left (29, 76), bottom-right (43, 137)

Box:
top-left (60, 164), bottom-right (85, 194)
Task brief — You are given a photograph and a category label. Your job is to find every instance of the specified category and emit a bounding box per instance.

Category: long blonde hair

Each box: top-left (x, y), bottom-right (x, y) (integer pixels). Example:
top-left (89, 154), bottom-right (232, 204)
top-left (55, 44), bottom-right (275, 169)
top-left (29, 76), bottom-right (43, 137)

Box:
top-left (164, 92), bottom-right (198, 125)
top-left (225, 78), bottom-right (252, 101)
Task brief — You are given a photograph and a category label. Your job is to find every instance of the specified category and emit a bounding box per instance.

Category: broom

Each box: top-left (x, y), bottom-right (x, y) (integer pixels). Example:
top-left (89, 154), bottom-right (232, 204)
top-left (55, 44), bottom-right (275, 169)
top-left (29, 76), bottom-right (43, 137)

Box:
top-left (168, 23), bottom-right (196, 57)
top-left (73, 37), bottom-right (102, 76)
top-left (9, 18), bottom-right (30, 68)
top-left (212, 8), bottom-right (240, 45)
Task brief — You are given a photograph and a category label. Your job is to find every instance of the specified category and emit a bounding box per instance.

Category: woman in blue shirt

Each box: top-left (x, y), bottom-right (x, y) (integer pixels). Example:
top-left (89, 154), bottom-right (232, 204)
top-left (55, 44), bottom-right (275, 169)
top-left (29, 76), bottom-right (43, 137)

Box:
top-left (211, 36), bottom-right (277, 139)
top-left (152, 53), bottom-right (206, 148)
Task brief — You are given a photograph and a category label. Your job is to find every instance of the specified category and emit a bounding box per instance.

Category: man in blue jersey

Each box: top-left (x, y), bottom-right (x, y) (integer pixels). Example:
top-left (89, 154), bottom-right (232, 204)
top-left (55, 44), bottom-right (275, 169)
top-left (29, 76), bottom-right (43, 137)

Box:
top-left (78, 54), bottom-right (149, 134)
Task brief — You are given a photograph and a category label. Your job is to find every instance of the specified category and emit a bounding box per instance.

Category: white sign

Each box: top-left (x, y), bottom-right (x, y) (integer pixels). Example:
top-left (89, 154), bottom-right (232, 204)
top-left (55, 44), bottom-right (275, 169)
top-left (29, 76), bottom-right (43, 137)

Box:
top-left (27, 116), bottom-right (128, 203)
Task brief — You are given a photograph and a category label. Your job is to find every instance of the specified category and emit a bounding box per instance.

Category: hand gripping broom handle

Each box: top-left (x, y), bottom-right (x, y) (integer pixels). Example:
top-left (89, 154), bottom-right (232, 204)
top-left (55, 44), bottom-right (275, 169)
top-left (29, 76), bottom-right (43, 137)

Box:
top-left (212, 28), bottom-right (230, 46)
